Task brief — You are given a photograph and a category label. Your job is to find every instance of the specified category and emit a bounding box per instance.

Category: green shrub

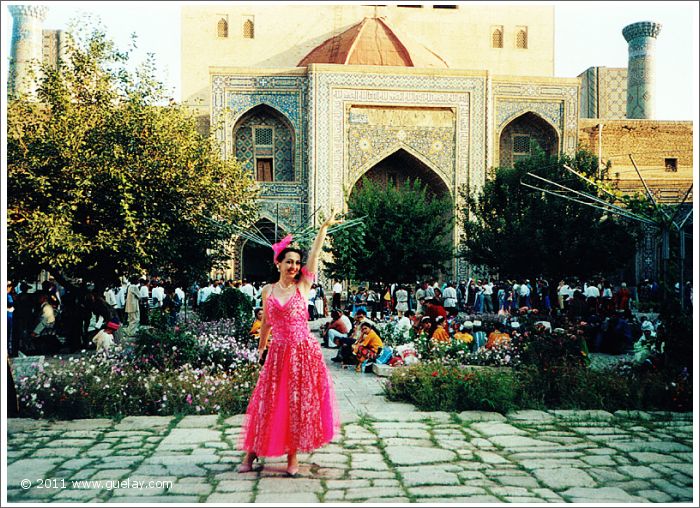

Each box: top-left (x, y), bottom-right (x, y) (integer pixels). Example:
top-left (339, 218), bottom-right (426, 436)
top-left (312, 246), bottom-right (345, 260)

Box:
top-left (199, 287), bottom-right (254, 333)
top-left (384, 363), bottom-right (517, 413)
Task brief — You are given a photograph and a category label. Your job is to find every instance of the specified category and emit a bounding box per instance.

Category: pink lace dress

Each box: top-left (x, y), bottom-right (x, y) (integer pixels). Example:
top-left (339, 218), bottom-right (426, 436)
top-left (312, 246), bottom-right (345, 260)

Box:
top-left (238, 280), bottom-right (340, 457)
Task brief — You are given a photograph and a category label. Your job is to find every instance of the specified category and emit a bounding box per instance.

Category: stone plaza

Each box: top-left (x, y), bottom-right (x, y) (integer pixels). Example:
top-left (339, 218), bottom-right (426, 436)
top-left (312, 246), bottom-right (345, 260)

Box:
top-left (5, 339), bottom-right (694, 505)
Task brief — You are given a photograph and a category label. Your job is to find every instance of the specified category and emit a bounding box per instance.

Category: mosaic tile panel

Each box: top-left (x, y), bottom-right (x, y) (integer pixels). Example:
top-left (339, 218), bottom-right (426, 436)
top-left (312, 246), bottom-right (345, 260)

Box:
top-left (309, 71), bottom-right (487, 219)
top-left (234, 111), bottom-right (294, 181)
top-left (210, 73), bottom-right (309, 227)
top-left (347, 125), bottom-right (455, 186)
top-left (492, 80), bottom-right (579, 155)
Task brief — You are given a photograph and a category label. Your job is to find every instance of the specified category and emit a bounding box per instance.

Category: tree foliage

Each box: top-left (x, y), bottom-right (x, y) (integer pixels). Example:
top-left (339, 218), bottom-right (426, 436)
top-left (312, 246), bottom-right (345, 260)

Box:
top-left (7, 22), bottom-right (259, 288)
top-left (459, 148), bottom-right (640, 281)
top-left (324, 178), bottom-right (454, 283)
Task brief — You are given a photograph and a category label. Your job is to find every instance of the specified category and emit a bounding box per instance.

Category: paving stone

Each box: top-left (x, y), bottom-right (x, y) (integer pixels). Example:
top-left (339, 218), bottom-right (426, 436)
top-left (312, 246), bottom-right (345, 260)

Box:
top-left (374, 428), bottom-right (431, 439)
top-left (474, 451), bottom-right (510, 464)
top-left (457, 411), bottom-right (506, 422)
top-left (471, 422), bottom-right (527, 436)
top-left (113, 416), bottom-right (173, 430)
top-left (164, 483), bottom-right (214, 496)
top-left (343, 486), bottom-right (405, 500)
top-left (53, 490), bottom-right (102, 501)
top-left (608, 440), bottom-right (692, 453)
top-left (560, 487), bottom-right (647, 503)
top-left (176, 415), bottom-right (220, 428)
top-left (414, 495), bottom-right (501, 503)
top-left (107, 495), bottom-right (199, 503)
top-left (159, 428), bottom-right (221, 445)
top-left (548, 409), bottom-right (614, 421)
top-left (614, 410), bottom-right (652, 420)
top-left (214, 480), bottom-right (256, 493)
top-left (348, 469), bottom-right (395, 480)
top-left (363, 497), bottom-right (411, 503)
top-left (531, 468), bottom-right (594, 489)
top-left (581, 455), bottom-right (617, 466)
top-left (504, 496), bottom-right (545, 503)
top-left (609, 480), bottom-right (653, 491)
top-left (531, 487), bottom-right (564, 501)
top-left (506, 410), bottom-right (555, 421)
top-left (588, 467), bottom-right (628, 482)
top-left (408, 485), bottom-right (486, 497)
top-left (493, 475), bottom-right (540, 488)
top-left (517, 458), bottom-right (587, 470)
top-left (256, 492), bottom-right (320, 502)
top-left (637, 489), bottom-right (674, 502)
top-left (7, 457), bottom-right (63, 486)
top-left (618, 465), bottom-right (661, 479)
top-left (649, 479), bottom-right (693, 500)
top-left (489, 435), bottom-right (560, 448)
top-left (628, 452), bottom-right (681, 463)
top-left (401, 469), bottom-right (461, 487)
top-left (384, 445), bottom-right (456, 466)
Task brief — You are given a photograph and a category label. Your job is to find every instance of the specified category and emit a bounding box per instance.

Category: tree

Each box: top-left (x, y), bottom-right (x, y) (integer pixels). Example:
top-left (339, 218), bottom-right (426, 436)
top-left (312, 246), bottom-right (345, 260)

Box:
top-left (459, 148), bottom-right (640, 281)
top-left (7, 22), bottom-right (259, 289)
top-left (324, 178), bottom-right (454, 283)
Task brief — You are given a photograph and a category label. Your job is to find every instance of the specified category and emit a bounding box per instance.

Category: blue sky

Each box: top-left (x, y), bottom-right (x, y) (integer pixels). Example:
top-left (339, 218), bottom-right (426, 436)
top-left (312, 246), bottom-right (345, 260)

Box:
top-left (2, 1), bottom-right (698, 120)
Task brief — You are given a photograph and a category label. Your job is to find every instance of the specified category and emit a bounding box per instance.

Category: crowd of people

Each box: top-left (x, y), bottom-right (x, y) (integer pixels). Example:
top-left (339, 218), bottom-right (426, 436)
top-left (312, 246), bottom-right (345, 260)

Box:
top-left (6, 276), bottom-right (187, 356)
top-left (310, 275), bottom-right (693, 371)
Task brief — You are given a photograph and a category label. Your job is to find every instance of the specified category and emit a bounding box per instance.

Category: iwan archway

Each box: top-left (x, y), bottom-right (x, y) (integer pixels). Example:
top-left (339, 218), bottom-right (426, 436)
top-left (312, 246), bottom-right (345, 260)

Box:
top-left (349, 148), bottom-right (451, 200)
top-left (498, 111), bottom-right (560, 168)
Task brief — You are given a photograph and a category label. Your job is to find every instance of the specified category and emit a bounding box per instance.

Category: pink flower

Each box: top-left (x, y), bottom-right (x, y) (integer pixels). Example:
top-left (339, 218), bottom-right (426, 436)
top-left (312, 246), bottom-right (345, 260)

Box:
top-left (186, 394), bottom-right (193, 405)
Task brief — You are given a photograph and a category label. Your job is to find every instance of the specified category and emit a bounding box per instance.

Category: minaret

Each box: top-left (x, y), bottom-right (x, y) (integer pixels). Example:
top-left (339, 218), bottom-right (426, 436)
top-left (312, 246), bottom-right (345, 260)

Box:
top-left (622, 21), bottom-right (662, 119)
top-left (8, 4), bottom-right (49, 98)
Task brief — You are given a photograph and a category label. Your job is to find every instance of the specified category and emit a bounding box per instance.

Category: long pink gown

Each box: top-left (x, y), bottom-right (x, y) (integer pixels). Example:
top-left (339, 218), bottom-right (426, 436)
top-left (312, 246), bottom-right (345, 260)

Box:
top-left (239, 282), bottom-right (340, 457)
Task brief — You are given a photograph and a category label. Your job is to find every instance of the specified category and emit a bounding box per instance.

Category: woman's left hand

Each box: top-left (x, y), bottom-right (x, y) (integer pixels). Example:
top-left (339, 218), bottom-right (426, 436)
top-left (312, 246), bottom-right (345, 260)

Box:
top-left (322, 208), bottom-right (344, 228)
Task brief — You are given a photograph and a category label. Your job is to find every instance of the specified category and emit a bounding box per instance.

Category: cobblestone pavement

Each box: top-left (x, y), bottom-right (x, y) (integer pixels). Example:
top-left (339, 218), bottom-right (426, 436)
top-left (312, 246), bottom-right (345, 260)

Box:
top-left (5, 323), bottom-right (695, 504)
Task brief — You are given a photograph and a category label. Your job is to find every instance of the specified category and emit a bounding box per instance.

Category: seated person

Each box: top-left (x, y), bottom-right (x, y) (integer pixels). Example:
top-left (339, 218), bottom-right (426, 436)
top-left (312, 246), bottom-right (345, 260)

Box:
top-left (323, 308), bottom-right (352, 348)
top-left (431, 316), bottom-right (451, 344)
top-left (453, 320), bottom-right (474, 345)
top-left (396, 310), bottom-right (415, 339)
top-left (333, 308), bottom-right (372, 363)
top-left (485, 325), bottom-right (511, 349)
top-left (249, 308), bottom-right (263, 338)
top-left (352, 322), bottom-right (383, 372)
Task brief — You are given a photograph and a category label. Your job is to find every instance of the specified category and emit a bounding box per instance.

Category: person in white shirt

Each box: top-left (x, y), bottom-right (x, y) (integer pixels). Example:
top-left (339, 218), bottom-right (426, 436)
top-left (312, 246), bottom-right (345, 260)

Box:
top-left (557, 280), bottom-right (571, 311)
top-left (151, 282), bottom-right (165, 308)
top-left (115, 282), bottom-right (127, 323)
top-left (138, 278), bottom-right (150, 325)
top-left (175, 286), bottom-right (185, 308)
top-left (442, 282), bottom-right (459, 314)
top-left (104, 286), bottom-right (117, 309)
top-left (211, 280), bottom-right (222, 295)
top-left (394, 286), bottom-right (409, 316)
top-left (396, 310), bottom-right (414, 338)
top-left (307, 285), bottom-right (318, 320)
top-left (198, 281), bottom-right (212, 306)
top-left (240, 279), bottom-right (255, 302)
top-left (332, 280), bottom-right (343, 309)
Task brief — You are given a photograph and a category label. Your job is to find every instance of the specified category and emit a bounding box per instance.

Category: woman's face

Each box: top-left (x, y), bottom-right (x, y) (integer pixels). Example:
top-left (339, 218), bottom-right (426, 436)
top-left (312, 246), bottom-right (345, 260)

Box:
top-left (278, 252), bottom-right (301, 278)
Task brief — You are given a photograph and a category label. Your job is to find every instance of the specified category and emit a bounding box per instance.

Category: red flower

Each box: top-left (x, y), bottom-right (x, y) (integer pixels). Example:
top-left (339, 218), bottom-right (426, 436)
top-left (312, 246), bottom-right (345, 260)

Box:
top-left (431, 371), bottom-right (438, 377)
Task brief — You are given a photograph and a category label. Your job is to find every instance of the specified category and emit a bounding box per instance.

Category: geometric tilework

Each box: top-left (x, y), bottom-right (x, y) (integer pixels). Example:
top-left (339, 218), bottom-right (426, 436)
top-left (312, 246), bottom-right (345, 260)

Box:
top-left (234, 109), bottom-right (294, 181)
top-left (492, 80), bottom-right (579, 156)
top-left (309, 69), bottom-right (487, 222)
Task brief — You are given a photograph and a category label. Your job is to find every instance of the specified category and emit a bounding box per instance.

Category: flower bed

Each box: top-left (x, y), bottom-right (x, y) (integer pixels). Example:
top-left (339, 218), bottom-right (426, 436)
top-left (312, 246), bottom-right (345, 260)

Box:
top-left (14, 316), bottom-right (260, 420)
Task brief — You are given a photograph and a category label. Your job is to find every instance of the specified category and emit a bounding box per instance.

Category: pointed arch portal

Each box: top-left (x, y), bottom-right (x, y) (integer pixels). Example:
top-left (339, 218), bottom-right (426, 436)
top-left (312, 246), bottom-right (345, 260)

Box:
top-left (241, 218), bottom-right (287, 284)
top-left (349, 148), bottom-right (451, 201)
top-left (499, 111), bottom-right (559, 168)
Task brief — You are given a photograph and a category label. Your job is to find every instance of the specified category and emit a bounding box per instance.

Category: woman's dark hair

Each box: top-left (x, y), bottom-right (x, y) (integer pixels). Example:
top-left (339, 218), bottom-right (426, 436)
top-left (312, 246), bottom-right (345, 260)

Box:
top-left (276, 247), bottom-right (305, 280)
top-left (275, 247), bottom-right (304, 263)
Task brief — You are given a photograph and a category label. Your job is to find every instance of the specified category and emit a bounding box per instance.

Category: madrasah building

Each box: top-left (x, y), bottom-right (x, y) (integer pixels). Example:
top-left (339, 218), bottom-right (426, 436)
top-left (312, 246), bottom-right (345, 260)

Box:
top-left (8, 3), bottom-right (693, 283)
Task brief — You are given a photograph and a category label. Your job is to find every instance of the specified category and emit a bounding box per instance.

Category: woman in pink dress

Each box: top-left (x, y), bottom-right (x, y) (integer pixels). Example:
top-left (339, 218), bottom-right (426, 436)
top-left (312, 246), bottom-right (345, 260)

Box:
top-left (238, 212), bottom-right (342, 477)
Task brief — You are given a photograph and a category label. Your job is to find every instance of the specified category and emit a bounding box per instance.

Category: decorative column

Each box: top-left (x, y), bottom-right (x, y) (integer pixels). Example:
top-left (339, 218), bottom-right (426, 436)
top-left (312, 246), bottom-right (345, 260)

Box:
top-left (8, 4), bottom-right (49, 98)
top-left (622, 21), bottom-right (662, 119)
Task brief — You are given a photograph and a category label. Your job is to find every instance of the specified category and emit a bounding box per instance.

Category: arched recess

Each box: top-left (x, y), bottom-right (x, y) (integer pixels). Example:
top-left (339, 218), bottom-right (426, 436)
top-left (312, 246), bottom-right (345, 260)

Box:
top-left (498, 111), bottom-right (560, 168)
top-left (233, 104), bottom-right (296, 182)
top-left (349, 145), bottom-right (451, 199)
top-left (239, 217), bottom-right (289, 284)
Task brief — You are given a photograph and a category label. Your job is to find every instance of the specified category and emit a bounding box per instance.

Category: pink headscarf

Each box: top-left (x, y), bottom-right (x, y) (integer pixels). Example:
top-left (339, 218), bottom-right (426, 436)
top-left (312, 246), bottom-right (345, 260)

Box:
top-left (271, 234), bottom-right (294, 262)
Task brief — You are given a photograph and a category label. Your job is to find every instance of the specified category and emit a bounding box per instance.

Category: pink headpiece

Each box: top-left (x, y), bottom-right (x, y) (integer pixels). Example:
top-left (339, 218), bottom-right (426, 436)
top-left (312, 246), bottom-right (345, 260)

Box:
top-left (271, 234), bottom-right (294, 262)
